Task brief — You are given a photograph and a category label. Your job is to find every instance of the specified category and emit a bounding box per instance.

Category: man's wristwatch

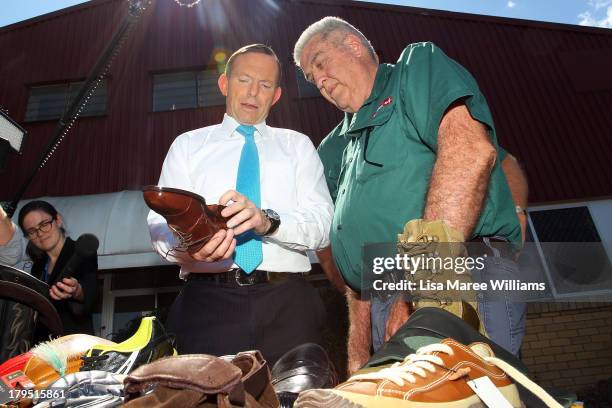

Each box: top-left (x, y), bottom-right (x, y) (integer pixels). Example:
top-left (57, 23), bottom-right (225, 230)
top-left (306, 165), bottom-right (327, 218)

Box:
top-left (262, 209), bottom-right (281, 236)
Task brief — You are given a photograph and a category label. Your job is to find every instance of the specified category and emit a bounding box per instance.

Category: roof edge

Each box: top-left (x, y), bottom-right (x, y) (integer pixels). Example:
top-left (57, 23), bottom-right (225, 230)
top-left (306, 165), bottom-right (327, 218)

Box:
top-left (310, 0), bottom-right (612, 36)
top-left (0, 0), bottom-right (119, 34)
top-left (2, 0), bottom-right (611, 37)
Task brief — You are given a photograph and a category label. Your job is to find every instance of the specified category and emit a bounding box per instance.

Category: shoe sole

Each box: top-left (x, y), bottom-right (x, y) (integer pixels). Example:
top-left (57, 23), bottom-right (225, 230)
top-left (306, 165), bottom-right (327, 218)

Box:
top-left (294, 384), bottom-right (522, 408)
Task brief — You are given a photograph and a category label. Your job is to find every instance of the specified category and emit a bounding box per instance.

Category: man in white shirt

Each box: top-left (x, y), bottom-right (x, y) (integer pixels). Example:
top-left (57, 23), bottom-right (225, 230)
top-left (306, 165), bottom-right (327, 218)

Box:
top-left (147, 44), bottom-right (333, 364)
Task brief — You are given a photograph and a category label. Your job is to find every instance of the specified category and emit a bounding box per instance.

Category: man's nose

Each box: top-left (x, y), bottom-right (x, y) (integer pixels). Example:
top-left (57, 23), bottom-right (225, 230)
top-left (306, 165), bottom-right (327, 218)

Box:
top-left (316, 75), bottom-right (325, 90)
top-left (248, 82), bottom-right (259, 97)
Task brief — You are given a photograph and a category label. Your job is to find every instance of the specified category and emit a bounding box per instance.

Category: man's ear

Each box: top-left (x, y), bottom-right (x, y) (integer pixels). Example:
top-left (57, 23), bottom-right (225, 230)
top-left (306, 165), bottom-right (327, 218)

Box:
top-left (218, 73), bottom-right (228, 96)
top-left (271, 86), bottom-right (282, 106)
top-left (343, 34), bottom-right (363, 58)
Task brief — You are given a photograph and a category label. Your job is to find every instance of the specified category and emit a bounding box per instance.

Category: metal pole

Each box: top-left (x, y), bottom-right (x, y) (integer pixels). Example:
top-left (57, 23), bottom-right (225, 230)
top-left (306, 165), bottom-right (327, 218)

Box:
top-left (6, 0), bottom-right (153, 217)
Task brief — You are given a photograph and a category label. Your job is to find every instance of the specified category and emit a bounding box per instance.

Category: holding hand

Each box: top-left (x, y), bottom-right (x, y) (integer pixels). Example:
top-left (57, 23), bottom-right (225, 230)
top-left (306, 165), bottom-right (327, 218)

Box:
top-left (187, 189), bottom-right (272, 263)
top-left (190, 229), bottom-right (236, 262)
top-left (219, 190), bottom-right (270, 236)
top-left (50, 277), bottom-right (84, 302)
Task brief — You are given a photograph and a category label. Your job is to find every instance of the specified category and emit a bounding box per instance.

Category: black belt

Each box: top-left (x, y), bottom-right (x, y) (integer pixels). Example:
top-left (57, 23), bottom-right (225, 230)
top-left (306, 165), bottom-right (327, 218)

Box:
top-left (469, 236), bottom-right (516, 259)
top-left (187, 269), bottom-right (304, 287)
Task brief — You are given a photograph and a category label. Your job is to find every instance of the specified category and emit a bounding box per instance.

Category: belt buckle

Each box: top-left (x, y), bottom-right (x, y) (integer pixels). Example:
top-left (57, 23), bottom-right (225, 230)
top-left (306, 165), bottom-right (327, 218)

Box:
top-left (235, 269), bottom-right (257, 287)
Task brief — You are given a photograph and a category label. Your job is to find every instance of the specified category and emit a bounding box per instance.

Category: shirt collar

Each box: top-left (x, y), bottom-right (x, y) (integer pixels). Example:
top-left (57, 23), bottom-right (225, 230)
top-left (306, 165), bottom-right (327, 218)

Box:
top-left (339, 63), bottom-right (394, 138)
top-left (363, 63), bottom-right (393, 107)
top-left (220, 113), bottom-right (269, 139)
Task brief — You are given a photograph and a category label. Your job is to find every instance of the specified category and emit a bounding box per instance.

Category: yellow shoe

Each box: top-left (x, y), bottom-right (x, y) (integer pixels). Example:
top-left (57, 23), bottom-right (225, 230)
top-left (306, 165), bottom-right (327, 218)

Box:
top-left (80, 316), bottom-right (176, 374)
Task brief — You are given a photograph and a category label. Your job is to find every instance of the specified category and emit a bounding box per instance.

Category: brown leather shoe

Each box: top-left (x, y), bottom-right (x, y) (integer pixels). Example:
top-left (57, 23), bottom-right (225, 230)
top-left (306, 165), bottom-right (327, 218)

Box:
top-left (143, 186), bottom-right (229, 255)
top-left (295, 339), bottom-right (523, 407)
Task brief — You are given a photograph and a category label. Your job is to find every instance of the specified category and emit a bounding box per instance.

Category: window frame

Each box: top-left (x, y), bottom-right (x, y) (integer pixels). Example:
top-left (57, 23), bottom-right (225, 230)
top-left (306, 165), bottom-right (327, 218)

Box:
top-left (24, 79), bottom-right (108, 123)
top-left (527, 200), bottom-right (612, 299)
top-left (152, 67), bottom-right (225, 113)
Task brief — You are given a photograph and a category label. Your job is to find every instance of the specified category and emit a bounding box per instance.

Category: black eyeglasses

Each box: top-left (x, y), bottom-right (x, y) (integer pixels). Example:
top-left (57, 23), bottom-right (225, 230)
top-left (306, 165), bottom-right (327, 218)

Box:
top-left (24, 219), bottom-right (54, 238)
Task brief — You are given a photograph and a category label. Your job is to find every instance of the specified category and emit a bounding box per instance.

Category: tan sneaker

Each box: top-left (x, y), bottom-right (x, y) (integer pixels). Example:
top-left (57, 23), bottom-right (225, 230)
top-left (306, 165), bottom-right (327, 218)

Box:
top-left (296, 338), bottom-right (539, 408)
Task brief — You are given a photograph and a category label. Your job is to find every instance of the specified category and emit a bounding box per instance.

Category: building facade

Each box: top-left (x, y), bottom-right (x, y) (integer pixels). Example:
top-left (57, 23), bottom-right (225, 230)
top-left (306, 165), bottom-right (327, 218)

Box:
top-left (1, 0), bottom-right (611, 393)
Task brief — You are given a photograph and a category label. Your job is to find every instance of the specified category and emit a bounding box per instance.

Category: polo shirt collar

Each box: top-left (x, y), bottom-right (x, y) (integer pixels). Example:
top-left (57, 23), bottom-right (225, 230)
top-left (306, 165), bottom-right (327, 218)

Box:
top-left (339, 63), bottom-right (394, 138)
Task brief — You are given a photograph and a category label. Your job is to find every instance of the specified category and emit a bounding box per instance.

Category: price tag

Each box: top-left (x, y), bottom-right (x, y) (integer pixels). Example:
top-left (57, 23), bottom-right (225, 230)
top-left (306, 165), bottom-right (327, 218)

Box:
top-left (467, 376), bottom-right (515, 408)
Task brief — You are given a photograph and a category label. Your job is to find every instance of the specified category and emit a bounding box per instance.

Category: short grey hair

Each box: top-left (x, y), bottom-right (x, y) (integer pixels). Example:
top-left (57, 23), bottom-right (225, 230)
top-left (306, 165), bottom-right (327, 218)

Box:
top-left (293, 16), bottom-right (377, 67)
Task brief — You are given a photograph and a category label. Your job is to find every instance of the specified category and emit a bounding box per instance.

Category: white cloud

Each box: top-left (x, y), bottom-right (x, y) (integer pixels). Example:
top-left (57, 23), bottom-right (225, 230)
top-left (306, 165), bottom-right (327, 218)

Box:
top-left (578, 5), bottom-right (612, 28)
top-left (507, 1), bottom-right (516, 8)
top-left (587, 0), bottom-right (612, 10)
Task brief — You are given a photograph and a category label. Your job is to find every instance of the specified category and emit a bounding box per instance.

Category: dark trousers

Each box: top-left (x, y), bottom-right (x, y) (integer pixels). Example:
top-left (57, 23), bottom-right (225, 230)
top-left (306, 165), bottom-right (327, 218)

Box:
top-left (166, 275), bottom-right (325, 366)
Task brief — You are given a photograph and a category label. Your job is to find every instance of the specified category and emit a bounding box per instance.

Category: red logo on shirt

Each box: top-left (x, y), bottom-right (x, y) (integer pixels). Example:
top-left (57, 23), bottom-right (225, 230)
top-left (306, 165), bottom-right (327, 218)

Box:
top-left (371, 96), bottom-right (393, 118)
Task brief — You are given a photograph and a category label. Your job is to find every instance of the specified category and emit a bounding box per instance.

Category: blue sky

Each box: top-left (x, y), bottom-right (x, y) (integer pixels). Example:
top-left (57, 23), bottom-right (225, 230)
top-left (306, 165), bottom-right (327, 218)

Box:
top-left (0, 0), bottom-right (611, 28)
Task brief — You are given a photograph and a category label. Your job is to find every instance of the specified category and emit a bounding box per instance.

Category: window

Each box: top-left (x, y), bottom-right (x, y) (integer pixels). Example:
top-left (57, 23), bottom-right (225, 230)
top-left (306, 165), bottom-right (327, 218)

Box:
top-left (25, 80), bottom-right (107, 122)
top-left (97, 267), bottom-right (182, 339)
top-left (295, 67), bottom-right (320, 98)
top-left (527, 203), bottom-right (612, 299)
top-left (153, 69), bottom-right (225, 112)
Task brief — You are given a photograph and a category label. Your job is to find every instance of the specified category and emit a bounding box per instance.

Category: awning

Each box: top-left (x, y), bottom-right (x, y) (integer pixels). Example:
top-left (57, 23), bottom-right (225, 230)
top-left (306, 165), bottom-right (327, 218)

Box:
top-left (13, 190), bottom-right (169, 270)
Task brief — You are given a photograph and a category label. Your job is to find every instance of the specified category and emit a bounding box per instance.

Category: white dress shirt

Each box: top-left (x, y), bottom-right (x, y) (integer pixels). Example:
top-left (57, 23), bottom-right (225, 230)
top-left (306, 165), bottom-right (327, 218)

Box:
top-left (147, 114), bottom-right (333, 277)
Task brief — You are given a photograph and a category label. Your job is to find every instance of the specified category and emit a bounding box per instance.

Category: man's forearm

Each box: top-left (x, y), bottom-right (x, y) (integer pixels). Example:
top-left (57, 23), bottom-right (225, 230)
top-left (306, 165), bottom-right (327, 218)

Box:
top-left (424, 104), bottom-right (496, 238)
top-left (346, 290), bottom-right (372, 374)
top-left (316, 246), bottom-right (347, 294)
top-left (502, 154), bottom-right (528, 242)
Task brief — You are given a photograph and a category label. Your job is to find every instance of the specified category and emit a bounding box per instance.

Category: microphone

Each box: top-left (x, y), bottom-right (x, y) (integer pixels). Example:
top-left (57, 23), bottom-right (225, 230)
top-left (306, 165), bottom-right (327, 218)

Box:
top-left (56, 234), bottom-right (99, 281)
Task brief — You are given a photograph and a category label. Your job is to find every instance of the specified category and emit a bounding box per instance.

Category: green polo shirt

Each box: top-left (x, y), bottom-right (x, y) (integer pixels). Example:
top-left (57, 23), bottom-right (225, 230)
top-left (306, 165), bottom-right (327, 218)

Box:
top-left (318, 42), bottom-right (521, 291)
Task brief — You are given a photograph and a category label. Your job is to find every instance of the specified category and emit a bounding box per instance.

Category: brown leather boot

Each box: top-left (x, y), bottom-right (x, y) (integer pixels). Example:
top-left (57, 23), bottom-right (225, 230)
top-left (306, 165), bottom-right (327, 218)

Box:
top-left (123, 352), bottom-right (279, 408)
top-left (143, 186), bottom-right (229, 255)
top-left (229, 351), bottom-right (280, 408)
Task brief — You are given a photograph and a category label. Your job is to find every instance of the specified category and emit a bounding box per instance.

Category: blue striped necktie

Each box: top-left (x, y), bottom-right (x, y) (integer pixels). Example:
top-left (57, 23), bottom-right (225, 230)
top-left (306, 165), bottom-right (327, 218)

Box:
top-left (233, 125), bottom-right (263, 274)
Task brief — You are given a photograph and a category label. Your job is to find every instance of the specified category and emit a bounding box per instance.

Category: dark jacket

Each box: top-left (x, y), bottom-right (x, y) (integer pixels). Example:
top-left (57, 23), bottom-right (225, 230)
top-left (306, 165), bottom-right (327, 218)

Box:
top-left (32, 237), bottom-right (98, 339)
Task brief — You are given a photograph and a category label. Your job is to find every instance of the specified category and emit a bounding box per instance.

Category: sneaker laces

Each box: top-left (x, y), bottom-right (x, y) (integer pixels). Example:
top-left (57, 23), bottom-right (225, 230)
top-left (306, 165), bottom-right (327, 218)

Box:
top-left (81, 353), bottom-right (110, 371)
top-left (350, 343), bottom-right (454, 386)
top-left (351, 342), bottom-right (563, 408)
top-left (483, 355), bottom-right (563, 408)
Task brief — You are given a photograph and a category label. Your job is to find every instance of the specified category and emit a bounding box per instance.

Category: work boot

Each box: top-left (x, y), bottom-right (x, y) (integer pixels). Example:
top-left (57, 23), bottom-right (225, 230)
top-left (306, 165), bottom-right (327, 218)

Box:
top-left (143, 185), bottom-right (229, 255)
top-left (397, 219), bottom-right (485, 334)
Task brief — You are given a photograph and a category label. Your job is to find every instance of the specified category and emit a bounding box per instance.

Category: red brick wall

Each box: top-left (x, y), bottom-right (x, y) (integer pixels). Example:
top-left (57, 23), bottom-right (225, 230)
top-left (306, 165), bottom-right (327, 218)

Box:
top-left (522, 303), bottom-right (612, 391)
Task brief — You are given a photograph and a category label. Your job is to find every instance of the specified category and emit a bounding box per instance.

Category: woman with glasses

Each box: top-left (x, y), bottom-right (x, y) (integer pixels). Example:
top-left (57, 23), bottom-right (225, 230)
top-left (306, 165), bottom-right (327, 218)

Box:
top-left (17, 200), bottom-right (98, 339)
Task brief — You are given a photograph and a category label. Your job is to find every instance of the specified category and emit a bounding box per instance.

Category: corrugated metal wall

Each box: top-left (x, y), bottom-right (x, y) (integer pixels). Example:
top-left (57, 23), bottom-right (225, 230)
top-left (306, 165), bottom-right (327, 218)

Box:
top-left (0, 0), bottom-right (611, 202)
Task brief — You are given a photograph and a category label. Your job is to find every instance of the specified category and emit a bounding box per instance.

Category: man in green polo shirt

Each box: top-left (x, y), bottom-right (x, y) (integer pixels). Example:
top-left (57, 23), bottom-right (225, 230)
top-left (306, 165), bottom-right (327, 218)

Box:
top-left (294, 17), bottom-right (526, 371)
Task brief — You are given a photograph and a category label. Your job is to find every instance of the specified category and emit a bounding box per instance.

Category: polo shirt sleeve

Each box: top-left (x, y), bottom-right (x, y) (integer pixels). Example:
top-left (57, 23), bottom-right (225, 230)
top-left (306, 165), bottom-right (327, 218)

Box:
top-left (317, 124), bottom-right (349, 203)
top-left (498, 145), bottom-right (508, 162)
top-left (398, 42), bottom-right (497, 151)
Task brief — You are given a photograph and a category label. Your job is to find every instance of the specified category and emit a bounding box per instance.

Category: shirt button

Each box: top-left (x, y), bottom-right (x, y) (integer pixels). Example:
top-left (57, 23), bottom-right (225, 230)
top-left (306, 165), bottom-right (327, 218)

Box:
top-left (337, 224), bottom-right (343, 230)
